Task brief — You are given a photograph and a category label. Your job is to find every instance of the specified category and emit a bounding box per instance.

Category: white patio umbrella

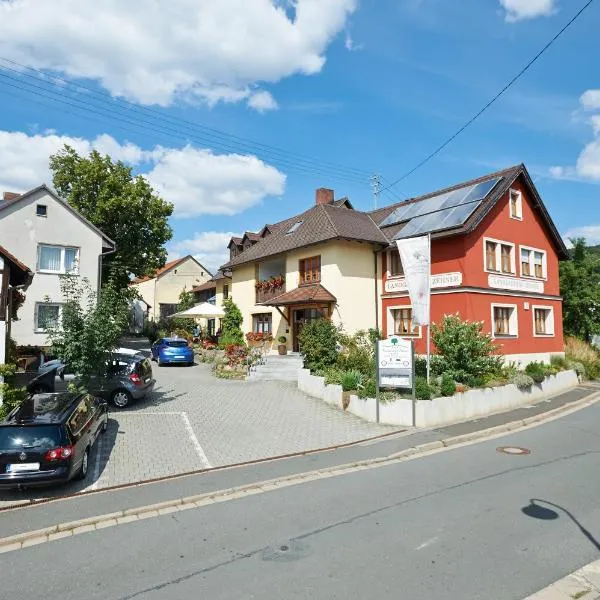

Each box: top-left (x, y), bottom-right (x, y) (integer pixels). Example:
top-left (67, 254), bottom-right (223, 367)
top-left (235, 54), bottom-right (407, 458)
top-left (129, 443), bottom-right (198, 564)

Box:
top-left (167, 302), bottom-right (225, 319)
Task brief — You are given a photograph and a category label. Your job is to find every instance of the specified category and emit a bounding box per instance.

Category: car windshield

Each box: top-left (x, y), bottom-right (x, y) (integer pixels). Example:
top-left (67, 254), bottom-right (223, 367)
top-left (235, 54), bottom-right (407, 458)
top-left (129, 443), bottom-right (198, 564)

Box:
top-left (0, 425), bottom-right (63, 450)
top-left (165, 340), bottom-right (188, 348)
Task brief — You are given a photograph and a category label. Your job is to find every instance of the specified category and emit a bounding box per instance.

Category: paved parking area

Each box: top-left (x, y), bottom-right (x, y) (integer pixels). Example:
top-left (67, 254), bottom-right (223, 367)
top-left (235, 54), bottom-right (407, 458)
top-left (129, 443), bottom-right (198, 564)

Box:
top-left (0, 355), bottom-right (395, 507)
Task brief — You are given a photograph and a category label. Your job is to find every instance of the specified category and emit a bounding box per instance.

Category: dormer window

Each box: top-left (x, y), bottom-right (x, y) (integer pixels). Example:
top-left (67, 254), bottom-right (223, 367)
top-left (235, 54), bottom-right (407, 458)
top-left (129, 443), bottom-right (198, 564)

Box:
top-left (509, 189), bottom-right (522, 220)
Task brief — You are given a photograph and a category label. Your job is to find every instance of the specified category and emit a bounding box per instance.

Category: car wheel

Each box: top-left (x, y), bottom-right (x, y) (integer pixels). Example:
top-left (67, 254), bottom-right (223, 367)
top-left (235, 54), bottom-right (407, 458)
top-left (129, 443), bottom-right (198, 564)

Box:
top-left (75, 447), bottom-right (90, 481)
top-left (111, 389), bottom-right (132, 409)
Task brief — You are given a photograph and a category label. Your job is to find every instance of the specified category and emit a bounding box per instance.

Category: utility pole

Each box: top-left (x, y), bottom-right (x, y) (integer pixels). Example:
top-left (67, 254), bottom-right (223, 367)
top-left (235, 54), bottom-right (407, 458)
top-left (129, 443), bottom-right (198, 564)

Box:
top-left (370, 173), bottom-right (381, 210)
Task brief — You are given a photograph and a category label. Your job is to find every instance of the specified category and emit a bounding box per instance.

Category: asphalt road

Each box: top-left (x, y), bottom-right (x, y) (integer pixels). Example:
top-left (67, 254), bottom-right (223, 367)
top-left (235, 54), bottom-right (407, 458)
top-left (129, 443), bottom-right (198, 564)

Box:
top-left (5, 401), bottom-right (600, 600)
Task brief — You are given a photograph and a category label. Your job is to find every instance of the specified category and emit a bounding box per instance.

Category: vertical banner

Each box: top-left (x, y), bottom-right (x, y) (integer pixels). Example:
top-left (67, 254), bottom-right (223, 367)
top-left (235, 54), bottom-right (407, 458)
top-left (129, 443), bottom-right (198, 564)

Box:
top-left (396, 235), bottom-right (431, 326)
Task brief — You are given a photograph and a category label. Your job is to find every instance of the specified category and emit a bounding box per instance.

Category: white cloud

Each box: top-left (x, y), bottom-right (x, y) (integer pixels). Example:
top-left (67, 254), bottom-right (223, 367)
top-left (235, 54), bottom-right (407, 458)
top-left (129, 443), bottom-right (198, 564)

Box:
top-left (147, 145), bottom-right (286, 217)
top-left (499, 0), bottom-right (557, 22)
top-left (169, 231), bottom-right (240, 274)
top-left (562, 225), bottom-right (600, 246)
top-left (247, 90), bottom-right (279, 113)
top-left (0, 130), bottom-right (286, 217)
top-left (0, 0), bottom-right (356, 109)
top-left (551, 90), bottom-right (600, 182)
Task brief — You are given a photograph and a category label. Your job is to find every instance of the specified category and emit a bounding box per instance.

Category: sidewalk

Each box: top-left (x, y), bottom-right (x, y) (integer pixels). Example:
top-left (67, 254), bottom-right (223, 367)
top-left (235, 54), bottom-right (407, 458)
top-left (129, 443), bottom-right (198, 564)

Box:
top-left (524, 559), bottom-right (600, 599)
top-left (0, 381), bottom-right (598, 540)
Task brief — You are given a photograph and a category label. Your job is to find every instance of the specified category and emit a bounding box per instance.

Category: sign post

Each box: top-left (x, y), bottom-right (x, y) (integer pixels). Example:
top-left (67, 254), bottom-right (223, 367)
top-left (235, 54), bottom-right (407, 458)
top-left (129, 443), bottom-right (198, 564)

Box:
top-left (377, 336), bottom-right (415, 424)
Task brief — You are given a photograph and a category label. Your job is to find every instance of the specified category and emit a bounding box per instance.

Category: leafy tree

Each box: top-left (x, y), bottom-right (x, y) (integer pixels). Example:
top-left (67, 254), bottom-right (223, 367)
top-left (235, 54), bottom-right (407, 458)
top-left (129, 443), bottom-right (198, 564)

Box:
top-left (431, 314), bottom-right (503, 385)
top-left (560, 238), bottom-right (600, 340)
top-left (49, 146), bottom-right (173, 289)
top-left (218, 297), bottom-right (244, 348)
top-left (46, 275), bottom-right (132, 385)
top-left (298, 319), bottom-right (339, 372)
top-left (171, 287), bottom-right (197, 334)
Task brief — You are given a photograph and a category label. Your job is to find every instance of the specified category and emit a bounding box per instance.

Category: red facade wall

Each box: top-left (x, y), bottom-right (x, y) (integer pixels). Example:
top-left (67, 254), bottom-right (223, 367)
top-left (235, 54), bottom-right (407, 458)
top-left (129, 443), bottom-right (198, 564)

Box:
top-left (380, 175), bottom-right (564, 358)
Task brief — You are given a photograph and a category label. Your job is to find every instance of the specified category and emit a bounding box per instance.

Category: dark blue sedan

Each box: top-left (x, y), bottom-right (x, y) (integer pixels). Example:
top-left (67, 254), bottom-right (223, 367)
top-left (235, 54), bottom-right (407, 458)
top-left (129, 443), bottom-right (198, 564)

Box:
top-left (151, 338), bottom-right (194, 366)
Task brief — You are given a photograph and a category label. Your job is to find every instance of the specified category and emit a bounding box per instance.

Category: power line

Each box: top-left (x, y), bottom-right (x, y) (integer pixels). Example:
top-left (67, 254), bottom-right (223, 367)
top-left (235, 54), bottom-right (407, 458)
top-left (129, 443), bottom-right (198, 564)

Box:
top-left (381, 0), bottom-right (597, 193)
top-left (0, 56), bottom-right (374, 184)
top-left (0, 71), bottom-right (372, 187)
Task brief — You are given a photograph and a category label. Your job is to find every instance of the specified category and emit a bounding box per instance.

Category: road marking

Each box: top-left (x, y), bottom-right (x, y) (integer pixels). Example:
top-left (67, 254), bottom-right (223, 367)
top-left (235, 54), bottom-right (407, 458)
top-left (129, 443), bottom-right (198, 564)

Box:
top-left (416, 536), bottom-right (439, 550)
top-left (179, 412), bottom-right (212, 469)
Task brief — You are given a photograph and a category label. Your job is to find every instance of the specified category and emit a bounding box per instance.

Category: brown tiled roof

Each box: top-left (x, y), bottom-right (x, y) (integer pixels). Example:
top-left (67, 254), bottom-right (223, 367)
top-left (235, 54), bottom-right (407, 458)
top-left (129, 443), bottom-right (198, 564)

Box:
top-left (227, 237), bottom-right (243, 248)
top-left (131, 257), bottom-right (187, 284)
top-left (212, 270), bottom-right (232, 281)
top-left (192, 281), bottom-right (217, 293)
top-left (222, 204), bottom-right (388, 269)
top-left (0, 244), bottom-right (33, 287)
top-left (244, 232), bottom-right (261, 242)
top-left (260, 283), bottom-right (336, 306)
top-left (332, 197), bottom-right (354, 209)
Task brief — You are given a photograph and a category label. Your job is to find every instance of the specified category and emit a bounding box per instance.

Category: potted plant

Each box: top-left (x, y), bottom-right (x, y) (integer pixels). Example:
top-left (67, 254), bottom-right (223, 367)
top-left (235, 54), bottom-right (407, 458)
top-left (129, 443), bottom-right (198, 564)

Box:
top-left (277, 335), bottom-right (287, 355)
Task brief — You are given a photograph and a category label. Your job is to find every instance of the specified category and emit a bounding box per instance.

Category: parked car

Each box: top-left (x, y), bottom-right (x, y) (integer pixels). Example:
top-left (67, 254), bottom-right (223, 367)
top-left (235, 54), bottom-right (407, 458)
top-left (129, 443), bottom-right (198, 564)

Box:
top-left (29, 351), bottom-right (155, 409)
top-left (151, 337), bottom-right (194, 366)
top-left (0, 392), bottom-right (108, 489)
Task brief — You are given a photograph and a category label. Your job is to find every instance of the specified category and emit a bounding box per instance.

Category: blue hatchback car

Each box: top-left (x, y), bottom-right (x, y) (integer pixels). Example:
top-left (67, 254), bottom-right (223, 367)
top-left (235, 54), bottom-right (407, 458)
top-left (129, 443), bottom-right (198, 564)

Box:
top-left (151, 338), bottom-right (194, 366)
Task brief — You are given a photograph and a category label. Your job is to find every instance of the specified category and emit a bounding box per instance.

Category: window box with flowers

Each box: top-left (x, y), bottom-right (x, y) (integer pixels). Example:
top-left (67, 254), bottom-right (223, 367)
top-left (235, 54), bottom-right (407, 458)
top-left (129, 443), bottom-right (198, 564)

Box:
top-left (255, 275), bottom-right (285, 303)
top-left (245, 332), bottom-right (274, 345)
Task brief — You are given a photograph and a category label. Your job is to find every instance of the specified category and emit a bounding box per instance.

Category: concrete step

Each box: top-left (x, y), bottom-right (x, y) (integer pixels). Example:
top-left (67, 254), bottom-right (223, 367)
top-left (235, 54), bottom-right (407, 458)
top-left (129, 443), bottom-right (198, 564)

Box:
top-left (247, 354), bottom-right (303, 382)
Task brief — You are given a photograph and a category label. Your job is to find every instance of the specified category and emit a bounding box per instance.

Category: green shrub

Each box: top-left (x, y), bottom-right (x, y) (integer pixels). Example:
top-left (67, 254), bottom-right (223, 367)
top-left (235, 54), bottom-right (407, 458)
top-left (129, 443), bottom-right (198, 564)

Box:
top-left (0, 364), bottom-right (28, 420)
top-left (218, 298), bottom-right (245, 348)
top-left (415, 376), bottom-right (432, 400)
top-left (583, 360), bottom-right (600, 380)
top-left (550, 354), bottom-right (569, 371)
top-left (298, 319), bottom-right (339, 373)
top-left (358, 377), bottom-right (377, 399)
top-left (525, 361), bottom-right (546, 384)
top-left (340, 369), bottom-right (363, 392)
top-left (440, 373), bottom-right (456, 397)
top-left (415, 357), bottom-right (428, 378)
top-left (322, 367), bottom-right (344, 386)
top-left (568, 361), bottom-right (586, 377)
top-left (337, 330), bottom-right (375, 376)
top-left (511, 373), bottom-right (534, 389)
top-left (431, 315), bottom-right (503, 384)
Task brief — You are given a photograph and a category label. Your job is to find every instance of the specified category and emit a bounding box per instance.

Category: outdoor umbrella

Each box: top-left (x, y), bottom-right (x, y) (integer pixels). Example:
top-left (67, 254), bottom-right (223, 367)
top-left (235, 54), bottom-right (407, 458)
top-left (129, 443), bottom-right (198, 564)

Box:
top-left (168, 302), bottom-right (225, 319)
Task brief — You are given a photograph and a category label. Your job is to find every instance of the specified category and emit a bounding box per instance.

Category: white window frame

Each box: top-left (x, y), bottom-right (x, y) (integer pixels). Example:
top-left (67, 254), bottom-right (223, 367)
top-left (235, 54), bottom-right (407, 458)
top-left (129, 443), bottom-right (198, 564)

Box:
top-left (37, 244), bottom-right (80, 275)
top-left (483, 237), bottom-right (516, 275)
top-left (35, 302), bottom-right (62, 332)
top-left (491, 303), bottom-right (518, 338)
top-left (532, 305), bottom-right (555, 337)
top-left (509, 188), bottom-right (523, 220)
top-left (387, 305), bottom-right (422, 338)
top-left (519, 245), bottom-right (547, 280)
top-left (386, 250), bottom-right (404, 279)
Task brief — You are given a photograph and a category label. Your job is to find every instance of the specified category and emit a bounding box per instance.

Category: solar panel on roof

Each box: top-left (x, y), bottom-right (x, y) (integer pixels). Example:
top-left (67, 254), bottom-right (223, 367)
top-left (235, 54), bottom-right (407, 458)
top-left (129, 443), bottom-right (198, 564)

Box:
top-left (380, 176), bottom-right (501, 229)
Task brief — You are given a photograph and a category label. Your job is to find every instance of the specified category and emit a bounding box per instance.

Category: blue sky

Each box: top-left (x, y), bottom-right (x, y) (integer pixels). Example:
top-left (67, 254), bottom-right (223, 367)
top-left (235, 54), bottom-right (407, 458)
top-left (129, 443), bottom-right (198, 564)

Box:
top-left (0, 0), bottom-right (599, 273)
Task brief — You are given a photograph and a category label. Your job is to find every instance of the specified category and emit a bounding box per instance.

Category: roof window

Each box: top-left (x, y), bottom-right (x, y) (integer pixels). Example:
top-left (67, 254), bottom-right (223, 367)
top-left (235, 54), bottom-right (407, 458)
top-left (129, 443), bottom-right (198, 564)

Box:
top-left (286, 221), bottom-right (303, 235)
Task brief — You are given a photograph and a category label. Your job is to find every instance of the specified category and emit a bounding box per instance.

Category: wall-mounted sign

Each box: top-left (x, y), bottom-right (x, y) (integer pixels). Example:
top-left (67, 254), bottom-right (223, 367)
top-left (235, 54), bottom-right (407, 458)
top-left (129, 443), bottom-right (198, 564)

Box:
top-left (385, 272), bottom-right (462, 294)
top-left (377, 336), bottom-right (413, 389)
top-left (488, 275), bottom-right (544, 294)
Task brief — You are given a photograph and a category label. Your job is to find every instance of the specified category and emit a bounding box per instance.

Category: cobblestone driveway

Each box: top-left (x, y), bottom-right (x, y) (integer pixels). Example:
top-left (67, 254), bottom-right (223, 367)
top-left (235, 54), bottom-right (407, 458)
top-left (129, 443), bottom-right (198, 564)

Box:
top-left (0, 357), bottom-right (396, 506)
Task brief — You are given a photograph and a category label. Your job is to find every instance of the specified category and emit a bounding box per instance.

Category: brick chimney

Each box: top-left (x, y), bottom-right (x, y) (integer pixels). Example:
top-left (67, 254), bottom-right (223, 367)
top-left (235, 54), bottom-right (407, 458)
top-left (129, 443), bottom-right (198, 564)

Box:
top-left (2, 192), bottom-right (20, 201)
top-left (315, 188), bottom-right (334, 205)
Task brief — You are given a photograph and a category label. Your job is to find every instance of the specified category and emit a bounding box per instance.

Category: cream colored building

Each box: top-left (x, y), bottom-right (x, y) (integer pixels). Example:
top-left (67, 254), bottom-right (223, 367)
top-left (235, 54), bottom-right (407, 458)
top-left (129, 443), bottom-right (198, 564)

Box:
top-left (131, 255), bottom-right (211, 321)
top-left (0, 186), bottom-right (114, 347)
top-left (221, 189), bottom-right (386, 352)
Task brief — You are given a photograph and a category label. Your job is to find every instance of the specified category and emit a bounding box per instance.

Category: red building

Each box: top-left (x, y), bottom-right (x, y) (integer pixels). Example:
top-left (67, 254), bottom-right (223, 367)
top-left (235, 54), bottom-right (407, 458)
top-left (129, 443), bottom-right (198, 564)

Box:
top-left (376, 164), bottom-right (568, 365)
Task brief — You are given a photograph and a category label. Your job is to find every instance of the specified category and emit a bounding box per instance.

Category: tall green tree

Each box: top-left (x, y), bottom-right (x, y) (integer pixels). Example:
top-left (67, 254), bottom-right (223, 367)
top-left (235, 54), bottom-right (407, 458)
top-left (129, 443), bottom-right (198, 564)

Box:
top-left (560, 238), bottom-right (600, 340)
top-left (218, 298), bottom-right (244, 348)
top-left (49, 146), bottom-right (174, 289)
top-left (46, 275), bottom-right (132, 385)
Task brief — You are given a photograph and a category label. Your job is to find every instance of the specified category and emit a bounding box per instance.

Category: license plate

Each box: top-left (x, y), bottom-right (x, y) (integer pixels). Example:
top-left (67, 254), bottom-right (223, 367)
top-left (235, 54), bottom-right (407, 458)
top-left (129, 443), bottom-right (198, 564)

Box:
top-left (7, 463), bottom-right (40, 473)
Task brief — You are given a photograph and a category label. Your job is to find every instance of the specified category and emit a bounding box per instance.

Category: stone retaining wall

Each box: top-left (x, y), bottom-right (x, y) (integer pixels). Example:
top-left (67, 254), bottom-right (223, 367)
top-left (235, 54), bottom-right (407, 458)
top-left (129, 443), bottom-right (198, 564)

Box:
top-left (298, 368), bottom-right (579, 428)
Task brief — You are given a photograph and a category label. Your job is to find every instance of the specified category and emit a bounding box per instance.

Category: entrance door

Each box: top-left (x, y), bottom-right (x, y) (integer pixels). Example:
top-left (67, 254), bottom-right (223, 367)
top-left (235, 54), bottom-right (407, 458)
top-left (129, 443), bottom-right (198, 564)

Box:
top-left (293, 308), bottom-right (324, 352)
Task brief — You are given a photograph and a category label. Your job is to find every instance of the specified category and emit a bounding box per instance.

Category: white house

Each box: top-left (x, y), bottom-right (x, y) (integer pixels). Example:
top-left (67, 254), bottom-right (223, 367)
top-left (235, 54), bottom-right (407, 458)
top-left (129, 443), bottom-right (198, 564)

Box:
top-left (0, 186), bottom-right (115, 348)
top-left (130, 255), bottom-right (212, 321)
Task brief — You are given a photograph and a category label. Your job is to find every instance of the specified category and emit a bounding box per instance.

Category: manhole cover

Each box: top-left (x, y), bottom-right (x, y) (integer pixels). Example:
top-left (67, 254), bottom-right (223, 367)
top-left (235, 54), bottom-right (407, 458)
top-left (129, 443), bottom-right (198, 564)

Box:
top-left (496, 446), bottom-right (531, 455)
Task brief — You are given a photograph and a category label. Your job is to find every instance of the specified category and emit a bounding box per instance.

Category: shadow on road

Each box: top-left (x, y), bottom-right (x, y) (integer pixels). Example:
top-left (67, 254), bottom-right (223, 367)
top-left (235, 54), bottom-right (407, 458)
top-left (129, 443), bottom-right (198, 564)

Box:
top-left (522, 498), bottom-right (600, 551)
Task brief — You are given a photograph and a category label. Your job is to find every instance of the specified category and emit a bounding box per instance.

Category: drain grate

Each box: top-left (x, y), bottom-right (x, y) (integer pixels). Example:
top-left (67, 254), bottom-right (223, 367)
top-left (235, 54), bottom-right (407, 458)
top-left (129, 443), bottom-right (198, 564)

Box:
top-left (496, 446), bottom-right (531, 455)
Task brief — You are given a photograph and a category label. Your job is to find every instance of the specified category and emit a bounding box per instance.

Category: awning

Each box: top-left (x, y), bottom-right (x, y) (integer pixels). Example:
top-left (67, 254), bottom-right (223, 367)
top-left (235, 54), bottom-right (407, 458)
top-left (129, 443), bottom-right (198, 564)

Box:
top-left (168, 302), bottom-right (225, 318)
top-left (259, 284), bottom-right (336, 307)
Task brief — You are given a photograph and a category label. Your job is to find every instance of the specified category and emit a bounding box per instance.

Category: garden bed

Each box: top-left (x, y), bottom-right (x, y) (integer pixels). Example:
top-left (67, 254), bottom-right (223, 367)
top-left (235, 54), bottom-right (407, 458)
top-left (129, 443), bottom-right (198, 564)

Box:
top-left (298, 368), bottom-right (579, 428)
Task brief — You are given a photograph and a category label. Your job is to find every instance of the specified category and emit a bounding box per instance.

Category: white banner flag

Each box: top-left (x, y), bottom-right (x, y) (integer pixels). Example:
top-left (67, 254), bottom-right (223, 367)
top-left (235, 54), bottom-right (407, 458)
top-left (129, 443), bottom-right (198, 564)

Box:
top-left (395, 235), bottom-right (431, 326)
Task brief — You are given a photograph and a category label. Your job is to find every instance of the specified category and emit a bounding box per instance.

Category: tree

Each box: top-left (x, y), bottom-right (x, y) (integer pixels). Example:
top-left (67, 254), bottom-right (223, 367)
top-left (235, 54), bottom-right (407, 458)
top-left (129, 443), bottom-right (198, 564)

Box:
top-left (218, 298), bottom-right (244, 347)
top-left (560, 238), bottom-right (600, 340)
top-left (49, 146), bottom-right (174, 289)
top-left (171, 287), bottom-right (197, 334)
top-left (46, 275), bottom-right (132, 385)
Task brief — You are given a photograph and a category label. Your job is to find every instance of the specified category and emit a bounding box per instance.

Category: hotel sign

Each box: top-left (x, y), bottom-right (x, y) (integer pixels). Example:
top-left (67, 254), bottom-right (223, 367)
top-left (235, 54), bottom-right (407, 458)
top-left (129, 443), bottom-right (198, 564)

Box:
top-left (385, 272), bottom-right (462, 294)
top-left (488, 275), bottom-right (544, 294)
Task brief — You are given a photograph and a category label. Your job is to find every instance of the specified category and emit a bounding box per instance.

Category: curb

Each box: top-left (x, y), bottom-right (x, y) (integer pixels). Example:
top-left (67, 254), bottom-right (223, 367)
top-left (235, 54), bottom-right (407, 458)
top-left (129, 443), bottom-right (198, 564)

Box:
top-left (2, 387), bottom-right (599, 554)
top-left (524, 558), bottom-right (600, 599)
